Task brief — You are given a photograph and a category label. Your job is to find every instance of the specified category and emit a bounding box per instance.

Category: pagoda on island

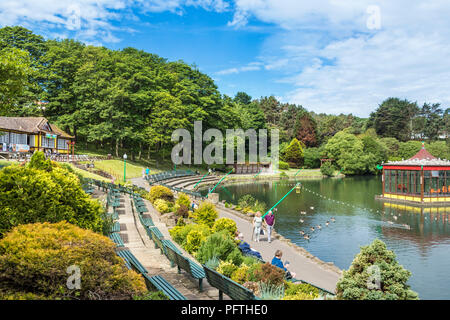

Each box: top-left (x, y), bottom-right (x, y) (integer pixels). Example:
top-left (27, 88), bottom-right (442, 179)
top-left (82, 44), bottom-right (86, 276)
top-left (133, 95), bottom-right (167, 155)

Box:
top-left (378, 143), bottom-right (450, 205)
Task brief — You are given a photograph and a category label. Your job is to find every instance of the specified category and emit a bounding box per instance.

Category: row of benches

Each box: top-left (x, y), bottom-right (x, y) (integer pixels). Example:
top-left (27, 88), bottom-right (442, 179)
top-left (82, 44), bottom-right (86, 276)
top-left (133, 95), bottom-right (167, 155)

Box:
top-left (130, 192), bottom-right (260, 300)
top-left (157, 182), bottom-right (206, 200)
top-left (146, 170), bottom-right (196, 184)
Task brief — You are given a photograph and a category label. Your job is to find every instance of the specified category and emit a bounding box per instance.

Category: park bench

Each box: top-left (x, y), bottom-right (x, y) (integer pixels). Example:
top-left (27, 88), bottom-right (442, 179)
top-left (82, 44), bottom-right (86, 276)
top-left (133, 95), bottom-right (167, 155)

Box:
top-left (142, 274), bottom-right (187, 300)
top-left (151, 229), bottom-right (181, 258)
top-left (110, 221), bottom-right (120, 233)
top-left (165, 246), bottom-right (205, 291)
top-left (139, 215), bottom-right (154, 227)
top-left (116, 249), bottom-right (148, 274)
top-left (202, 265), bottom-right (258, 300)
top-left (108, 232), bottom-right (124, 247)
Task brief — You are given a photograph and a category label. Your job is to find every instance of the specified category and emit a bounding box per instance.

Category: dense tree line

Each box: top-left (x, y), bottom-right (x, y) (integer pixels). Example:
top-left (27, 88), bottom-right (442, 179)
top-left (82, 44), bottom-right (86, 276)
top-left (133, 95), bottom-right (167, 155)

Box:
top-left (1, 26), bottom-right (448, 174)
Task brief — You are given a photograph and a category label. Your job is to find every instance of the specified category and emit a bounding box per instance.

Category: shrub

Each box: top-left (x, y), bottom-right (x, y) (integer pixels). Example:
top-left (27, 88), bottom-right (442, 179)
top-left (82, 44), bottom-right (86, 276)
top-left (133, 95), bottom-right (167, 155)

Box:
top-left (320, 161), bottom-right (335, 177)
top-left (153, 199), bottom-right (170, 214)
top-left (231, 264), bottom-right (250, 284)
top-left (284, 282), bottom-right (320, 297)
top-left (279, 171), bottom-right (288, 179)
top-left (204, 256), bottom-right (220, 270)
top-left (258, 282), bottom-right (285, 300)
top-left (252, 200), bottom-right (266, 213)
top-left (0, 157), bottom-right (104, 237)
top-left (211, 218), bottom-right (237, 238)
top-left (0, 221), bottom-right (146, 299)
top-left (278, 161), bottom-right (289, 170)
top-left (249, 262), bottom-right (285, 286)
top-left (133, 291), bottom-right (169, 300)
top-left (242, 256), bottom-right (261, 267)
top-left (185, 230), bottom-right (207, 254)
top-left (336, 239), bottom-right (419, 300)
top-left (176, 204), bottom-right (189, 218)
top-left (282, 292), bottom-right (319, 300)
top-left (149, 185), bottom-right (174, 203)
top-left (196, 231), bottom-right (242, 264)
top-left (238, 195), bottom-right (256, 209)
top-left (192, 201), bottom-right (218, 227)
top-left (169, 224), bottom-right (211, 247)
top-left (176, 193), bottom-right (191, 208)
top-left (217, 260), bottom-right (238, 278)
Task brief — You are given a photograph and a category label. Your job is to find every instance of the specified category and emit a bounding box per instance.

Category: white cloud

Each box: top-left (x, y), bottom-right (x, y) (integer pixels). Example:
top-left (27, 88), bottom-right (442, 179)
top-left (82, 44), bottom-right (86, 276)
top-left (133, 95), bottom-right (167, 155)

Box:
top-left (215, 61), bottom-right (262, 75)
top-left (226, 1), bottom-right (450, 116)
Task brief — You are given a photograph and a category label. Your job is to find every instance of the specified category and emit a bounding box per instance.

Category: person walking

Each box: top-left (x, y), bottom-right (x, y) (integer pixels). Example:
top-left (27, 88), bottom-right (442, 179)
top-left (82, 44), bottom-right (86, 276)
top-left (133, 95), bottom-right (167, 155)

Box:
top-left (253, 211), bottom-right (263, 242)
top-left (145, 167), bottom-right (150, 178)
top-left (265, 210), bottom-right (275, 243)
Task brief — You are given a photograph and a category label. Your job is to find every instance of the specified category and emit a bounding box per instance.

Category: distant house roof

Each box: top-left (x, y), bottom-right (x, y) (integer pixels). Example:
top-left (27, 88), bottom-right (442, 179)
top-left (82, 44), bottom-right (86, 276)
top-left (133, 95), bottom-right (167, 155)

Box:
top-left (385, 143), bottom-right (450, 167)
top-left (0, 117), bottom-right (74, 139)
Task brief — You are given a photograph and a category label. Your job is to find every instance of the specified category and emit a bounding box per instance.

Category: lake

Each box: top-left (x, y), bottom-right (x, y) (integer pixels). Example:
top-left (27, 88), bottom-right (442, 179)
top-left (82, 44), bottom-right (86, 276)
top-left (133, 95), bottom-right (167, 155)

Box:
top-left (202, 176), bottom-right (450, 299)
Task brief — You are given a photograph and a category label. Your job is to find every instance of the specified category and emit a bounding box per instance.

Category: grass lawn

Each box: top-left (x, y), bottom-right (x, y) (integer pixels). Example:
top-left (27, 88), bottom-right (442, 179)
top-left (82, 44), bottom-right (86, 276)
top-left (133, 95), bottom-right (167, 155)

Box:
top-left (93, 159), bottom-right (148, 181)
top-left (68, 164), bottom-right (111, 182)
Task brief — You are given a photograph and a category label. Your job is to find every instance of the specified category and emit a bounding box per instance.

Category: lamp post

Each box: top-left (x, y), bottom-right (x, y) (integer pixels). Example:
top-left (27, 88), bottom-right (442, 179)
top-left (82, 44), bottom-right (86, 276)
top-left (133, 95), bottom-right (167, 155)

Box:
top-left (123, 153), bottom-right (127, 183)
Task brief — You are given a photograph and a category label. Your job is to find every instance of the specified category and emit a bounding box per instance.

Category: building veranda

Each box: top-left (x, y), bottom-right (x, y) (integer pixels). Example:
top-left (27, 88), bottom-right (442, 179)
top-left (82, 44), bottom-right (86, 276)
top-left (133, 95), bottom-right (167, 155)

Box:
top-left (0, 117), bottom-right (75, 156)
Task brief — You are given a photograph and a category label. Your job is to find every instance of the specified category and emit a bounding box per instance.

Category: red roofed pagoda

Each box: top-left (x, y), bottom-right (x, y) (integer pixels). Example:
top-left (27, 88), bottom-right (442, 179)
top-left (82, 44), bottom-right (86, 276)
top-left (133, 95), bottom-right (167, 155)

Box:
top-left (378, 143), bottom-right (450, 205)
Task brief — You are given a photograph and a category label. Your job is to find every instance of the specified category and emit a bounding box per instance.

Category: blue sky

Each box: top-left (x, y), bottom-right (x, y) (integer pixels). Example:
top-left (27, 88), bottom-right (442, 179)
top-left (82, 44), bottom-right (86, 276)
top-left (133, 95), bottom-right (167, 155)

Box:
top-left (1, 1), bottom-right (450, 117)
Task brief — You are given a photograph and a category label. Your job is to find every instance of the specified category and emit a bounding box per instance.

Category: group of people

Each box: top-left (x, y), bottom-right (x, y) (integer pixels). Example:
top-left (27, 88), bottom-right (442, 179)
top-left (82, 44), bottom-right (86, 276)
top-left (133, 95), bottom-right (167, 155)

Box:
top-left (252, 209), bottom-right (275, 243)
top-left (141, 167), bottom-right (150, 179)
top-left (235, 208), bottom-right (296, 280)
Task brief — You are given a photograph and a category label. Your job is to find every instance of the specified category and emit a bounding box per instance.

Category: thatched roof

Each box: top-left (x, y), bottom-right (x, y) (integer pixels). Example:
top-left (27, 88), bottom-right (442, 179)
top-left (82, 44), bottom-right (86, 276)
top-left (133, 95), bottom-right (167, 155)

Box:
top-left (0, 117), bottom-right (74, 139)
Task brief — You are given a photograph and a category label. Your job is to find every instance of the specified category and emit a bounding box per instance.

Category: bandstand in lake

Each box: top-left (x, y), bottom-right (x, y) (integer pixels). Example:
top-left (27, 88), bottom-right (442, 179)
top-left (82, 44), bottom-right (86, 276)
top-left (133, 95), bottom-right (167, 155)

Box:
top-left (378, 143), bottom-right (450, 205)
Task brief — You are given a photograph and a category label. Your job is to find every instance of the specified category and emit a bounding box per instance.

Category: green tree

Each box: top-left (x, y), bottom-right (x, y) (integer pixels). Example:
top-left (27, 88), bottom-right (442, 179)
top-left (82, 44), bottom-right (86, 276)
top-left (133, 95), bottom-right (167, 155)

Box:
top-left (368, 98), bottom-right (419, 141)
top-left (336, 239), bottom-right (418, 300)
top-left (284, 138), bottom-right (304, 167)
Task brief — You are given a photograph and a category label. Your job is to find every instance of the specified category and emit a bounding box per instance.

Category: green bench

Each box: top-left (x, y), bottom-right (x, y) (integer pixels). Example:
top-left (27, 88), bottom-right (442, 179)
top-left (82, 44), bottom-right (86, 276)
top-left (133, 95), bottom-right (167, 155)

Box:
top-left (116, 249), bottom-right (148, 274)
top-left (202, 265), bottom-right (258, 300)
top-left (139, 215), bottom-right (154, 227)
top-left (142, 274), bottom-right (186, 300)
top-left (166, 246), bottom-right (205, 291)
top-left (109, 232), bottom-right (124, 247)
top-left (110, 221), bottom-right (120, 233)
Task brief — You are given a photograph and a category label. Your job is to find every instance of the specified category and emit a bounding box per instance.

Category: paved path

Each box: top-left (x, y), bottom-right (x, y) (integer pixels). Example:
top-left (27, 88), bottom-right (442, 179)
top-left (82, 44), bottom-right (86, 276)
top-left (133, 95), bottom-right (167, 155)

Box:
top-left (130, 176), bottom-right (342, 293)
top-left (108, 190), bottom-right (221, 300)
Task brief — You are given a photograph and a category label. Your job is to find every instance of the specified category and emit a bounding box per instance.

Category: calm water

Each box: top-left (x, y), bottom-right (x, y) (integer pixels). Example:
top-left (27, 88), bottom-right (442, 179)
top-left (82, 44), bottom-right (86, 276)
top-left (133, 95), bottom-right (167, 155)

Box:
top-left (202, 176), bottom-right (450, 299)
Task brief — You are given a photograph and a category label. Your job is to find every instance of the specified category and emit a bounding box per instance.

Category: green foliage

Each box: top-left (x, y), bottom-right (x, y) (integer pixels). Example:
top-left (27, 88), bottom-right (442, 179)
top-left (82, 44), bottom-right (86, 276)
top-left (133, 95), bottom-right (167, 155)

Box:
top-left (336, 239), bottom-right (419, 300)
top-left (192, 201), bottom-right (218, 227)
top-left (258, 282), bottom-right (285, 300)
top-left (28, 151), bottom-right (53, 171)
top-left (204, 256), bottom-right (220, 270)
top-left (231, 264), bottom-right (250, 284)
top-left (278, 160), bottom-right (290, 170)
top-left (248, 262), bottom-right (285, 286)
top-left (284, 282), bottom-right (320, 296)
top-left (303, 147), bottom-right (321, 168)
top-left (196, 231), bottom-right (242, 264)
top-left (169, 224), bottom-right (211, 247)
top-left (282, 292), bottom-right (319, 300)
top-left (133, 291), bottom-right (169, 300)
top-left (217, 260), bottom-right (238, 278)
top-left (153, 199), bottom-right (170, 214)
top-left (0, 155), bottom-right (104, 237)
top-left (320, 161), bottom-right (335, 177)
top-left (238, 195), bottom-right (256, 209)
top-left (0, 221), bottom-right (147, 300)
top-left (398, 141), bottom-right (422, 159)
top-left (176, 193), bottom-right (191, 208)
top-left (149, 186), bottom-right (174, 203)
top-left (185, 230), bottom-right (207, 254)
top-left (427, 141), bottom-right (450, 159)
top-left (211, 218), bottom-right (237, 238)
top-left (242, 255), bottom-right (262, 267)
top-left (284, 138), bottom-right (304, 167)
